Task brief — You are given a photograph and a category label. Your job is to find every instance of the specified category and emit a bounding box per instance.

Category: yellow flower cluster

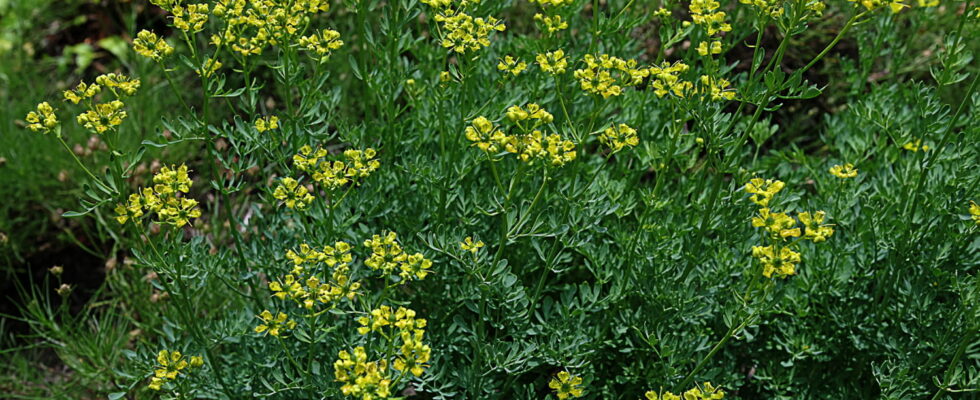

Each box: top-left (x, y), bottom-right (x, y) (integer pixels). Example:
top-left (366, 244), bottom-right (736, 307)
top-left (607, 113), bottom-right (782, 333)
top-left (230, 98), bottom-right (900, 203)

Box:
top-left (25, 102), bottom-right (59, 135)
top-left (270, 243), bottom-right (361, 309)
top-left (537, 49), bottom-right (568, 75)
top-left (698, 75), bottom-right (736, 101)
top-left (76, 101), bottom-right (127, 134)
top-left (435, 10), bottom-right (506, 54)
top-left (338, 306), bottom-right (431, 399)
top-left (648, 61), bottom-right (693, 98)
top-left (255, 115), bottom-right (280, 132)
top-left (739, 0), bottom-right (786, 18)
top-left (254, 310), bottom-right (297, 336)
top-left (645, 382), bottom-right (724, 400)
top-left (172, 3), bottom-right (210, 32)
top-left (148, 350), bottom-right (203, 391)
top-left (115, 164), bottom-right (202, 228)
top-left (207, 0), bottom-right (334, 57)
top-left (334, 347), bottom-right (391, 399)
top-left (574, 54), bottom-right (647, 98)
top-left (293, 146), bottom-right (381, 191)
top-left (970, 201), bottom-right (980, 225)
top-left (534, 13), bottom-right (568, 33)
top-left (849, 0), bottom-right (908, 13)
top-left (829, 163), bottom-right (858, 179)
top-left (133, 30), bottom-right (174, 61)
top-left (273, 177), bottom-right (314, 209)
top-left (62, 74), bottom-right (139, 135)
top-left (298, 28), bottom-right (344, 61)
top-left (688, 0), bottom-right (731, 36)
top-left (902, 139), bottom-right (929, 152)
top-left (497, 55), bottom-right (528, 76)
top-left (744, 177), bottom-right (784, 207)
top-left (466, 104), bottom-right (577, 166)
top-left (363, 231), bottom-right (433, 282)
top-left (550, 371), bottom-right (584, 399)
top-left (745, 178), bottom-right (834, 278)
top-left (598, 123), bottom-right (640, 152)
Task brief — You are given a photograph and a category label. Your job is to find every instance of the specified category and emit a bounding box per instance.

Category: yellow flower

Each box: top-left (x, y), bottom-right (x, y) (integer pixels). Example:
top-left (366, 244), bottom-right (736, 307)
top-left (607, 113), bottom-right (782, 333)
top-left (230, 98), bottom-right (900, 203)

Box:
top-left (848, 0), bottom-right (908, 13)
top-left (497, 55), bottom-right (528, 76)
top-left (149, 349), bottom-right (203, 390)
top-left (172, 3), bottom-right (210, 32)
top-left (76, 100), bottom-right (128, 135)
top-left (537, 49), bottom-right (568, 75)
top-left (333, 347), bottom-right (392, 398)
top-left (254, 310), bottom-right (297, 337)
top-left (598, 123), bottom-right (639, 152)
top-left (970, 201), bottom-right (980, 225)
top-left (698, 75), bottom-right (736, 101)
top-left (689, 0), bottom-right (732, 36)
top-left (196, 57), bottom-right (222, 78)
top-left (530, 0), bottom-right (575, 7)
top-left (255, 115), bottom-right (280, 132)
top-left (460, 236), bottom-right (485, 253)
top-left (829, 163), bottom-right (858, 178)
top-left (25, 102), bottom-right (59, 134)
top-left (96, 73), bottom-right (141, 96)
top-left (394, 328), bottom-right (431, 377)
top-left (798, 211), bottom-right (834, 242)
top-left (133, 30), bottom-right (174, 61)
top-left (549, 371), bottom-right (584, 399)
top-left (63, 81), bottom-right (101, 104)
top-left (273, 177), bottom-right (315, 209)
top-left (752, 245), bottom-right (801, 278)
top-left (751, 208), bottom-right (800, 239)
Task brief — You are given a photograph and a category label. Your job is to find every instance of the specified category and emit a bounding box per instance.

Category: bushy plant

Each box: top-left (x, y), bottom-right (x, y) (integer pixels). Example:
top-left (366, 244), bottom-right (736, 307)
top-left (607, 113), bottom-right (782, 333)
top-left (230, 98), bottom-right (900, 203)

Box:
top-left (3, 0), bottom-right (979, 398)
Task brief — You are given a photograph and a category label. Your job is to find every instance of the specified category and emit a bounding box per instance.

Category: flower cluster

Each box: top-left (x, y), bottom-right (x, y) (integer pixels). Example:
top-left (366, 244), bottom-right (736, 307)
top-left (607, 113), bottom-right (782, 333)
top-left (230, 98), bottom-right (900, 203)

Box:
top-left (598, 123), bottom-right (639, 153)
top-left (61, 74), bottom-right (140, 135)
top-left (133, 30), bottom-right (174, 61)
top-left (203, 0), bottom-right (334, 57)
top-left (293, 146), bottom-right (380, 190)
top-left (255, 115), bottom-right (280, 132)
top-left (970, 201), bottom-right (980, 225)
top-left (534, 13), bottom-right (568, 33)
top-left (549, 371), bottom-right (584, 399)
top-left (334, 347), bottom-right (391, 399)
top-left (648, 61), bottom-right (693, 98)
top-left (688, 0), bottom-right (731, 36)
top-left (337, 306), bottom-right (431, 399)
top-left (829, 163), bottom-right (858, 179)
top-left (298, 28), bottom-right (344, 61)
top-left (745, 179), bottom-right (834, 278)
top-left (698, 75), bottom-right (736, 101)
top-left (115, 164), bottom-right (202, 228)
top-left (171, 3), bottom-right (210, 32)
top-left (537, 49), bottom-right (568, 75)
top-left (902, 139), bottom-right (929, 152)
top-left (25, 102), bottom-right (59, 135)
top-left (466, 104), bottom-right (577, 166)
top-left (573, 54), bottom-right (647, 98)
top-left (497, 55), bottom-right (528, 76)
top-left (273, 177), bottom-right (314, 209)
top-left (148, 350), bottom-right (203, 391)
top-left (254, 310), bottom-right (297, 336)
top-left (849, 0), bottom-right (908, 13)
top-left (270, 242), bottom-right (361, 309)
top-left (363, 231), bottom-right (433, 282)
top-left (424, 0), bottom-right (506, 54)
top-left (645, 382), bottom-right (725, 400)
